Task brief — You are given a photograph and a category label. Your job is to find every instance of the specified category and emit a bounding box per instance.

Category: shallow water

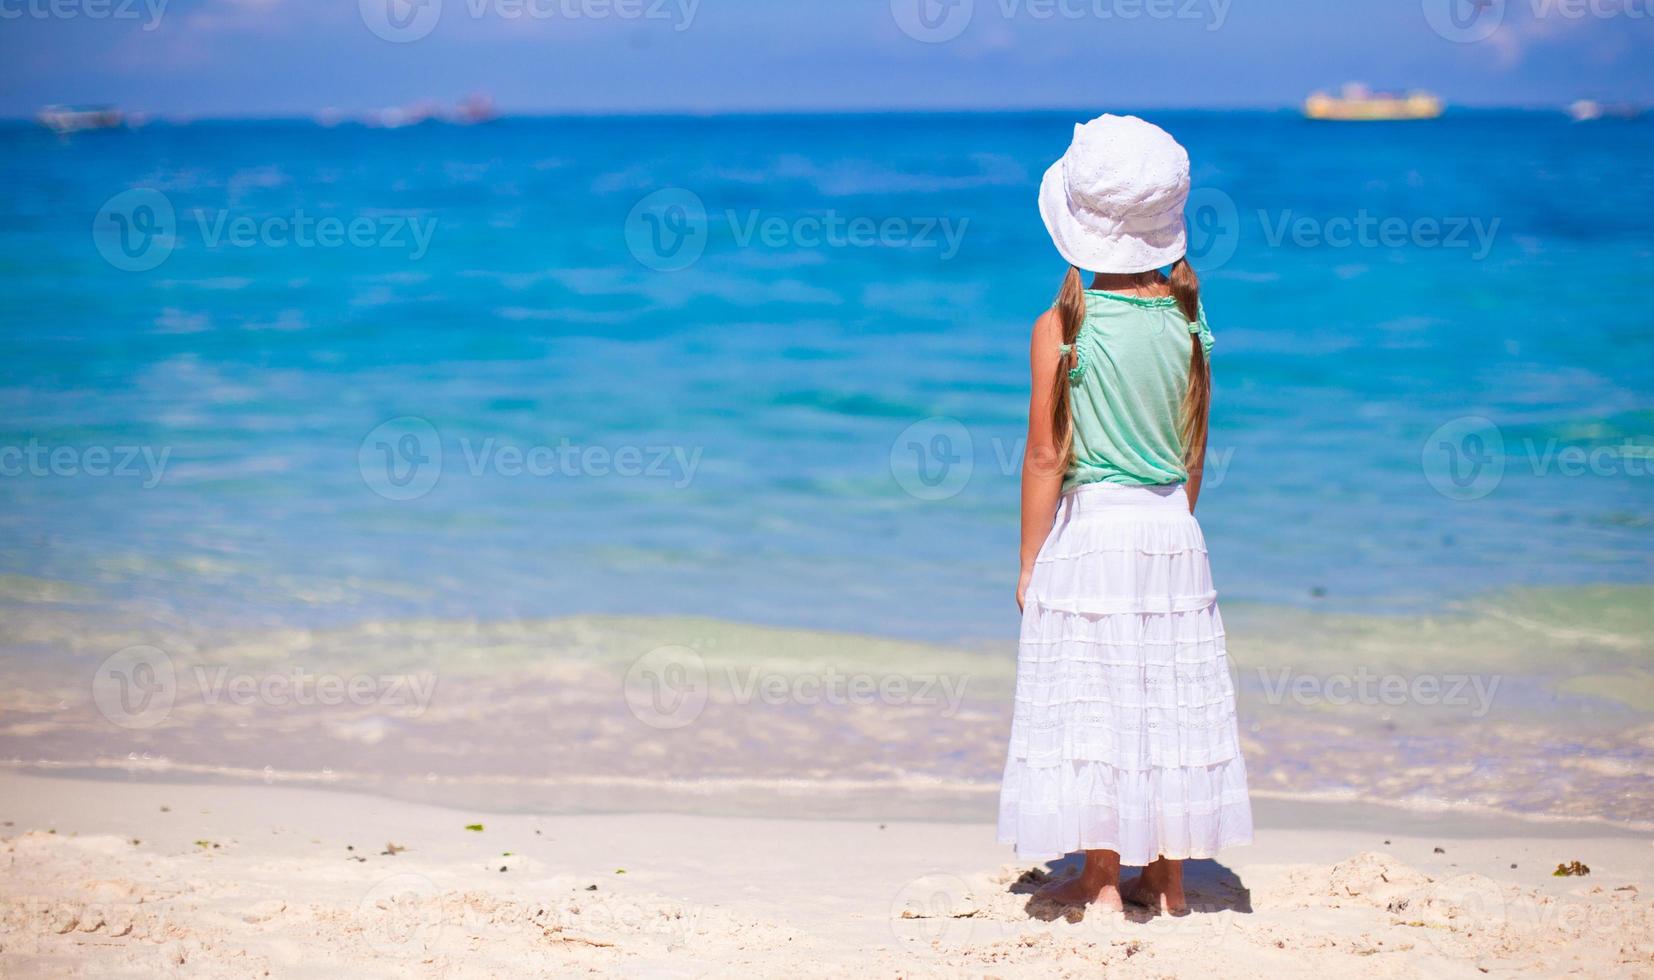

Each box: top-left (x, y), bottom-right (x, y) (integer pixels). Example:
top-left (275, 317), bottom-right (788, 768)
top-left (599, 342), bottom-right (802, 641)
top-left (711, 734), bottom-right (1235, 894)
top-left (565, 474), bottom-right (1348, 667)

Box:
top-left (1, 589), bottom-right (1649, 824)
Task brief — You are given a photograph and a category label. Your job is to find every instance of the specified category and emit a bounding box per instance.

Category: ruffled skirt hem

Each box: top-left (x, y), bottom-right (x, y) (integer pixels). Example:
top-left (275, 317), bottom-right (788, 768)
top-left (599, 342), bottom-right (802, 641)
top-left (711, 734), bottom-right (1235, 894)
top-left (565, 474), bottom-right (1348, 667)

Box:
top-left (997, 755), bottom-right (1254, 866)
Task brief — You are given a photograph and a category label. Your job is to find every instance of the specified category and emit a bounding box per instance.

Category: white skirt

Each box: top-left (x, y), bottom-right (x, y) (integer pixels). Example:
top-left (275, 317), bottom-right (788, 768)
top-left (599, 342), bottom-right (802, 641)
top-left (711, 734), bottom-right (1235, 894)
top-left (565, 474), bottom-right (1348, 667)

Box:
top-left (997, 481), bottom-right (1253, 867)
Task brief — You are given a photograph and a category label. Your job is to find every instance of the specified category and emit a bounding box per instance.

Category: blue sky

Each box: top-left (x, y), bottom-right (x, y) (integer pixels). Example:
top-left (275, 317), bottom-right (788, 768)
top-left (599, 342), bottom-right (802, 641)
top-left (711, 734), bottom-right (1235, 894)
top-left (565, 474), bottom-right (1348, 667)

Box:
top-left (2, 0), bottom-right (1650, 116)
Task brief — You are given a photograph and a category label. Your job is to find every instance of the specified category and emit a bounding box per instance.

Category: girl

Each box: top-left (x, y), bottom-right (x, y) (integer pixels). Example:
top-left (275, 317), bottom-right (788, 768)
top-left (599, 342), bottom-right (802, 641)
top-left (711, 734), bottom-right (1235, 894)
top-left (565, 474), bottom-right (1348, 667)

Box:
top-left (998, 115), bottom-right (1253, 914)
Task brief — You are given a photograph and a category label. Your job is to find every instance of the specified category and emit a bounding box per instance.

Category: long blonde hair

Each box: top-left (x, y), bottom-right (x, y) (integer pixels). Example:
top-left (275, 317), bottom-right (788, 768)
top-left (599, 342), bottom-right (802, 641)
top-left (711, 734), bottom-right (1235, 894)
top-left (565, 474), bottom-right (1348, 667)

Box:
top-left (1050, 258), bottom-right (1209, 471)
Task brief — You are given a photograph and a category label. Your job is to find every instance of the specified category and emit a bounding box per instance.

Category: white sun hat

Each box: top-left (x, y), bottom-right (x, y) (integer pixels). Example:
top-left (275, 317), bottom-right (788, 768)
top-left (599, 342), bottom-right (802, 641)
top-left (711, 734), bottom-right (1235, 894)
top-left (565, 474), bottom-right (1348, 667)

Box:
top-left (1038, 114), bottom-right (1190, 274)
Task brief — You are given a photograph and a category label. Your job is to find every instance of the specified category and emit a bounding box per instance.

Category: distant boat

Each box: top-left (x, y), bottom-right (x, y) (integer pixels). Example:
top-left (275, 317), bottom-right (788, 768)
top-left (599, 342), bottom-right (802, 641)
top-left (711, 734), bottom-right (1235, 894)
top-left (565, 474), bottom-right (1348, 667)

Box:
top-left (37, 104), bottom-right (124, 134)
top-left (339, 95), bottom-right (499, 129)
top-left (1304, 84), bottom-right (1443, 122)
top-left (1568, 99), bottom-right (1643, 122)
top-left (450, 93), bottom-right (497, 126)
top-left (1569, 100), bottom-right (1603, 122)
top-left (372, 100), bottom-right (440, 129)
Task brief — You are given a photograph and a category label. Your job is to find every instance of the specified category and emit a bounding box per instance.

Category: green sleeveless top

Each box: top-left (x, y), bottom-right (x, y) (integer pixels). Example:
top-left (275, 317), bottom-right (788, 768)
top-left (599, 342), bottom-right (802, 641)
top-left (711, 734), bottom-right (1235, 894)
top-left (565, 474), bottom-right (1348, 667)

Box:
top-left (1059, 289), bottom-right (1215, 491)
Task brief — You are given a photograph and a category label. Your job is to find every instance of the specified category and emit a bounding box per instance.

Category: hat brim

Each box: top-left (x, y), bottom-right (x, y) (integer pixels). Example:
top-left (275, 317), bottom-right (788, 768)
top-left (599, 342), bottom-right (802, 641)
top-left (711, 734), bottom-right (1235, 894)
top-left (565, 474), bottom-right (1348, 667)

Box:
top-left (1038, 157), bottom-right (1188, 274)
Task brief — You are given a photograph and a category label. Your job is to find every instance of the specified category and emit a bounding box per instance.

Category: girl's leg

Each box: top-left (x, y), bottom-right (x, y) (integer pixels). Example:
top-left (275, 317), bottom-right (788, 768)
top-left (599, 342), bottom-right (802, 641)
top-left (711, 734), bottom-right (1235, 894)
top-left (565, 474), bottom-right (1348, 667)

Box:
top-left (1123, 857), bottom-right (1186, 913)
top-left (1035, 849), bottom-right (1123, 911)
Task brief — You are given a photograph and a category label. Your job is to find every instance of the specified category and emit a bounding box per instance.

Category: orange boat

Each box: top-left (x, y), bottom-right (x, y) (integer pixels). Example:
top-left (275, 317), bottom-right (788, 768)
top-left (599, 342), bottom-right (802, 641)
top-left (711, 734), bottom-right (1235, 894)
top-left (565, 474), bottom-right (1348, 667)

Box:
top-left (1304, 84), bottom-right (1444, 122)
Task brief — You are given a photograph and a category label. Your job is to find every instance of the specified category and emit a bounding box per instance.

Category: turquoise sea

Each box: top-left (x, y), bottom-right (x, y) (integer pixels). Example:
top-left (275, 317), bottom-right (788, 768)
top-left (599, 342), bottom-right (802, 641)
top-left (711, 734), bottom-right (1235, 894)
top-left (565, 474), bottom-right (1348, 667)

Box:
top-left (1, 111), bottom-right (1651, 822)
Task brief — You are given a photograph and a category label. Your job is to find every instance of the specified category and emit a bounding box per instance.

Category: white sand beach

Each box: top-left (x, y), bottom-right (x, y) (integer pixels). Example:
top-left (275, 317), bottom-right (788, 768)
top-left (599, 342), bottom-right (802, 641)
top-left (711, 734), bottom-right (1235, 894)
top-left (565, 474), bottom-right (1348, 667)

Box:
top-left (2, 769), bottom-right (1649, 977)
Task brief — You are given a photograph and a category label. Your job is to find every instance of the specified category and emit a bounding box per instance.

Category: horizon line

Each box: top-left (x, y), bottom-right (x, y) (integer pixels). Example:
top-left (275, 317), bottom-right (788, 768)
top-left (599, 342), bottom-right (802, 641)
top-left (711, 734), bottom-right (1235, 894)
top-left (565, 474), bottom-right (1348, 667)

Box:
top-left (1, 101), bottom-right (1615, 124)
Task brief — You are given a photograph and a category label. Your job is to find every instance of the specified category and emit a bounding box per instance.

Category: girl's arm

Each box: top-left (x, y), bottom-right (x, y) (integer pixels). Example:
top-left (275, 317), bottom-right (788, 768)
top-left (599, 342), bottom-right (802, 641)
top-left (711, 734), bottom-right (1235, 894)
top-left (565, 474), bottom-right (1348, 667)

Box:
top-left (1018, 310), bottom-right (1066, 611)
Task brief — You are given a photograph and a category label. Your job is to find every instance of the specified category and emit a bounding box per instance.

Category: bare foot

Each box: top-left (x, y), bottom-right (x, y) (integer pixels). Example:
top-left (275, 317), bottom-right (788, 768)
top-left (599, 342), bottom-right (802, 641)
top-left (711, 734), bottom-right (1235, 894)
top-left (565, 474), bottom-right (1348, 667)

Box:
top-left (1032, 850), bottom-right (1123, 912)
top-left (1035, 874), bottom-right (1124, 912)
top-left (1122, 858), bottom-right (1187, 914)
